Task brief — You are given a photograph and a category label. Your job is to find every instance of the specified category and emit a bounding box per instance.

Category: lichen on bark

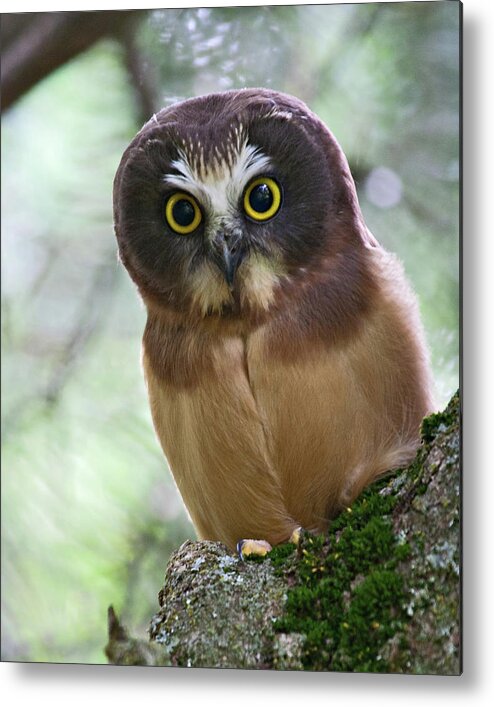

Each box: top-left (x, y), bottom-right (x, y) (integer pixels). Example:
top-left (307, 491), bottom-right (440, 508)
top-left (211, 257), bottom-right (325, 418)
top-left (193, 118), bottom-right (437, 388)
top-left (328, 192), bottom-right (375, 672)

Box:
top-left (106, 390), bottom-right (460, 674)
top-left (148, 539), bottom-right (290, 669)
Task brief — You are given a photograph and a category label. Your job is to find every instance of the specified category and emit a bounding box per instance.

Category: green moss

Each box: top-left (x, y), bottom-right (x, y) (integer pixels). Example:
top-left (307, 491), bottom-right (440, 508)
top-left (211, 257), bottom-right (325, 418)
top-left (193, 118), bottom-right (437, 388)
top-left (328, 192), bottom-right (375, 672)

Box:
top-left (420, 389), bottom-right (459, 444)
top-left (333, 569), bottom-right (406, 672)
top-left (267, 541), bottom-right (298, 568)
top-left (269, 470), bottom-right (413, 672)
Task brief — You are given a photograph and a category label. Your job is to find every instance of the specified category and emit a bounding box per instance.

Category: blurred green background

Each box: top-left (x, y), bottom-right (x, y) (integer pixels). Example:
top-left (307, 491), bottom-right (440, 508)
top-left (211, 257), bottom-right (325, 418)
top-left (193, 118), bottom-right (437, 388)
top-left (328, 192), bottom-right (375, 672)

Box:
top-left (1, 3), bottom-right (460, 664)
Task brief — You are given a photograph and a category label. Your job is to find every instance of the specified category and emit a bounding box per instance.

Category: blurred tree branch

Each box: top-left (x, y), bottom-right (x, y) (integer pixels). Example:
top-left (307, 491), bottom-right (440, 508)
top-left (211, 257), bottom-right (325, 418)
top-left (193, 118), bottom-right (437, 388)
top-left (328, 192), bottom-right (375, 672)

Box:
top-left (43, 259), bottom-right (118, 406)
top-left (1, 10), bottom-right (146, 111)
top-left (117, 22), bottom-right (159, 125)
top-left (1, 256), bottom-right (118, 438)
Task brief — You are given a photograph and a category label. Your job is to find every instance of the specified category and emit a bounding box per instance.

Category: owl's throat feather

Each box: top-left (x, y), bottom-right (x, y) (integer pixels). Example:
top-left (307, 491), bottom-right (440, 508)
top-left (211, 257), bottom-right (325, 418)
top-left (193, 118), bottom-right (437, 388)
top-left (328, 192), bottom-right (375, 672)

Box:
top-left (187, 252), bottom-right (282, 321)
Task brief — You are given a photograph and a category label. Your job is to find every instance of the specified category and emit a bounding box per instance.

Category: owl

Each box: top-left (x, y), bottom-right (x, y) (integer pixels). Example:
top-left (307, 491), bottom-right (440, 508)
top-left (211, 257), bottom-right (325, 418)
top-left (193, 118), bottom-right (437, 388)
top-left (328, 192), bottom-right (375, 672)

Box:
top-left (113, 89), bottom-right (435, 555)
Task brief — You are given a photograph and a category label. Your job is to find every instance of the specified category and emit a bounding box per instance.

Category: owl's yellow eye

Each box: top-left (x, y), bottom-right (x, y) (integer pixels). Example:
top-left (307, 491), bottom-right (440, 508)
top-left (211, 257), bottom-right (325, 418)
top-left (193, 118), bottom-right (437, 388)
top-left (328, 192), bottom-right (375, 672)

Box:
top-left (165, 192), bottom-right (202, 234)
top-left (243, 177), bottom-right (282, 222)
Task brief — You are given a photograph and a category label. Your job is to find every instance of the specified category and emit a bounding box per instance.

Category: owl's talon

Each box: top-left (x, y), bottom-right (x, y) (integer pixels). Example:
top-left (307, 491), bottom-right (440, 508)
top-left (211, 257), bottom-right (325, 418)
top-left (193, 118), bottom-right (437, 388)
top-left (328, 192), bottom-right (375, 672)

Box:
top-left (237, 539), bottom-right (272, 560)
top-left (289, 526), bottom-right (303, 545)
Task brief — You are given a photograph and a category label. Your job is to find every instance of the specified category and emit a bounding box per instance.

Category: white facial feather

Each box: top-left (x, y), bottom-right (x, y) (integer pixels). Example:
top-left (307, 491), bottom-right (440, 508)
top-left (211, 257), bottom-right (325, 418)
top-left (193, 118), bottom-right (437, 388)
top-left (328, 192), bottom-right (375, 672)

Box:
top-left (163, 139), bottom-right (272, 221)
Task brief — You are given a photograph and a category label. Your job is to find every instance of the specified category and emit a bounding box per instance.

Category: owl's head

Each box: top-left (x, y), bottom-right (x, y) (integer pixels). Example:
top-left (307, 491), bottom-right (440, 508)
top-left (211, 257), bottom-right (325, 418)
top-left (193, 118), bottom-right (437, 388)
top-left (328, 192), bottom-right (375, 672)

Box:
top-left (113, 89), bottom-right (371, 328)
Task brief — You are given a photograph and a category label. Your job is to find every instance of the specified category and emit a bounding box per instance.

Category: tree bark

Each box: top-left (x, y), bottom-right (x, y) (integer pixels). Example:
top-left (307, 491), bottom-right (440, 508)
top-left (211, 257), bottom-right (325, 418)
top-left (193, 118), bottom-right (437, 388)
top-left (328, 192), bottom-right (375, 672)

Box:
top-left (105, 390), bottom-right (461, 674)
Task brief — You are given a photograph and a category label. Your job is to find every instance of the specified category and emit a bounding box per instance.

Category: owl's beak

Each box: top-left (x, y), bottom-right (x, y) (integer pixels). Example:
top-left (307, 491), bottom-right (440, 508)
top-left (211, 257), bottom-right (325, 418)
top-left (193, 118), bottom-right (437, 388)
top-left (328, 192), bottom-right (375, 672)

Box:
top-left (211, 234), bottom-right (245, 290)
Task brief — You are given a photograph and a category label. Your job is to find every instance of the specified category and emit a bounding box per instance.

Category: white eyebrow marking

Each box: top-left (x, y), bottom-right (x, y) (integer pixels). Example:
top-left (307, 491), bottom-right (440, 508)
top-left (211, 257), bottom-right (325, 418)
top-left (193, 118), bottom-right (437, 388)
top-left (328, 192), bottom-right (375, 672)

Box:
top-left (163, 140), bottom-right (272, 216)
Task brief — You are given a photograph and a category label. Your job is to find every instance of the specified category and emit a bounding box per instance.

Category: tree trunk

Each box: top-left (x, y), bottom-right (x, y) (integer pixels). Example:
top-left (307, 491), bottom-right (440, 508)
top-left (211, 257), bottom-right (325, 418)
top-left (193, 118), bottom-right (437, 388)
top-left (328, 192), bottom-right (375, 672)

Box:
top-left (105, 390), bottom-right (461, 674)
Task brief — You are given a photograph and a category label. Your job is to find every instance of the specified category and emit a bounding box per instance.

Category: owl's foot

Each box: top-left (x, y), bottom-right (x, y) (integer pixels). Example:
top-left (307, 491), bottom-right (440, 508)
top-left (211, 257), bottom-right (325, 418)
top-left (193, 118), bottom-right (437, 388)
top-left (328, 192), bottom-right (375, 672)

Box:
top-left (237, 527), bottom-right (303, 559)
top-left (289, 526), bottom-right (303, 545)
top-left (237, 539), bottom-right (272, 560)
